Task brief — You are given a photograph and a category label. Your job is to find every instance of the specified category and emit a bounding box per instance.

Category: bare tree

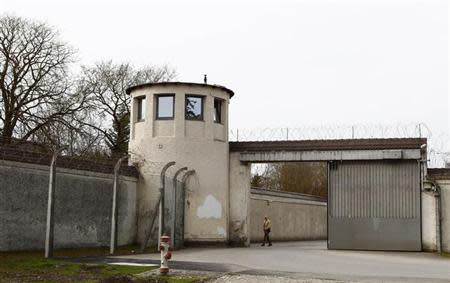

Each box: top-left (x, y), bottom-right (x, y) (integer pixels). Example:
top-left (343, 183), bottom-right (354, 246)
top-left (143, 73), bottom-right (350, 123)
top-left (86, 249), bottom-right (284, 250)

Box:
top-left (0, 15), bottom-right (83, 142)
top-left (251, 162), bottom-right (327, 197)
top-left (78, 61), bottom-right (176, 156)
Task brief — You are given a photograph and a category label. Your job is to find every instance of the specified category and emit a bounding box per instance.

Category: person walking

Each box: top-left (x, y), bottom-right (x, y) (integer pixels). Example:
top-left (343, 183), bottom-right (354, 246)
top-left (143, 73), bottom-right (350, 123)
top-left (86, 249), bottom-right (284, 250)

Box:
top-left (261, 216), bottom-right (272, 246)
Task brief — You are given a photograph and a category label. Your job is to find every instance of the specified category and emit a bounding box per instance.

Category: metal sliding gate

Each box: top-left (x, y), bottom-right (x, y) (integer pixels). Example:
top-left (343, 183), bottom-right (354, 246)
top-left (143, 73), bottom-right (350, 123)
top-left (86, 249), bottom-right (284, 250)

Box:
top-left (328, 160), bottom-right (422, 251)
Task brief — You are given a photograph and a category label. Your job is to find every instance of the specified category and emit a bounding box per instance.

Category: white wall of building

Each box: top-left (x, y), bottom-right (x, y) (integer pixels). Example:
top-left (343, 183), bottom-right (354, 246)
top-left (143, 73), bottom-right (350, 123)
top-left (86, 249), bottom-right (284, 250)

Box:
top-left (423, 175), bottom-right (450, 253)
top-left (422, 186), bottom-right (438, 251)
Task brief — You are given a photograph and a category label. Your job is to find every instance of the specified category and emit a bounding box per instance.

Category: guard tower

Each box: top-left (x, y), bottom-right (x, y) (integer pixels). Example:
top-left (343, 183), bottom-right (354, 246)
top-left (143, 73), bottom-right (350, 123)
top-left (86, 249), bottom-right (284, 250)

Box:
top-left (127, 82), bottom-right (234, 245)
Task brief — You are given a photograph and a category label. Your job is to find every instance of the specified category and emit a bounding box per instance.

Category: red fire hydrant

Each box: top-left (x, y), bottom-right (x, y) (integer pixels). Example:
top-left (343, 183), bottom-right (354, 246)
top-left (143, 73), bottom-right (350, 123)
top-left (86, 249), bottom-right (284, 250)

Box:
top-left (159, 235), bottom-right (172, 274)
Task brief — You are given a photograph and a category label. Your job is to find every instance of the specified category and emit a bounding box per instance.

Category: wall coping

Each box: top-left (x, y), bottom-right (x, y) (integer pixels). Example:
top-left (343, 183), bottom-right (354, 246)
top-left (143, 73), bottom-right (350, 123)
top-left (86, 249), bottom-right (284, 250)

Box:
top-left (250, 188), bottom-right (326, 202)
top-left (230, 138), bottom-right (427, 152)
top-left (0, 159), bottom-right (138, 182)
top-left (0, 145), bottom-right (139, 178)
top-left (428, 168), bottom-right (450, 181)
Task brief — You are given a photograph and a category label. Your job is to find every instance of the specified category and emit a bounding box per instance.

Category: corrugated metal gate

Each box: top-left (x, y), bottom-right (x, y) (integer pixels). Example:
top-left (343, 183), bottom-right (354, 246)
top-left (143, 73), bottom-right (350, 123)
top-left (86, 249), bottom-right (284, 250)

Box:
top-left (328, 160), bottom-right (421, 251)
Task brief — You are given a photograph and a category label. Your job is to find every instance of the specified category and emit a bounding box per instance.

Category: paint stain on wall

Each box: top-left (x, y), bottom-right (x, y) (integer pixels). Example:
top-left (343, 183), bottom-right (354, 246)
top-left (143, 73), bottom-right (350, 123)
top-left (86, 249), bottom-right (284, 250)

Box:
top-left (197, 195), bottom-right (222, 219)
top-left (217, 226), bottom-right (226, 237)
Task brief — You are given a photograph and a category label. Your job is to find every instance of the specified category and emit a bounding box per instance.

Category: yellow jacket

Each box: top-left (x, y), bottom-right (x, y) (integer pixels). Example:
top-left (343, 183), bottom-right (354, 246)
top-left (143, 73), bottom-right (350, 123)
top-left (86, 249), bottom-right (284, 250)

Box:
top-left (263, 219), bottom-right (272, 230)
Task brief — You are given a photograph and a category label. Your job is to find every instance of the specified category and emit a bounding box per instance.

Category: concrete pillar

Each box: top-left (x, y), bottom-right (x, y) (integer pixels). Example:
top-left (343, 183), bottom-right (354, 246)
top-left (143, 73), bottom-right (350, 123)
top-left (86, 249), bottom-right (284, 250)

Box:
top-left (228, 152), bottom-right (251, 246)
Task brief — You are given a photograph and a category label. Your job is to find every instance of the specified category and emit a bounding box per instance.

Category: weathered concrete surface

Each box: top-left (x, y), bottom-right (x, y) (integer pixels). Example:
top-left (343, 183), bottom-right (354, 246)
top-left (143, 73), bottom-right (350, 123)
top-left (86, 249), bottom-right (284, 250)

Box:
top-left (0, 160), bottom-right (137, 251)
top-left (423, 176), bottom-right (450, 253)
top-left (422, 185), bottom-right (438, 251)
top-left (250, 190), bottom-right (326, 242)
top-left (438, 179), bottom-right (450, 253)
top-left (238, 149), bottom-right (422, 162)
top-left (115, 241), bottom-right (450, 282)
top-left (228, 152), bottom-right (251, 246)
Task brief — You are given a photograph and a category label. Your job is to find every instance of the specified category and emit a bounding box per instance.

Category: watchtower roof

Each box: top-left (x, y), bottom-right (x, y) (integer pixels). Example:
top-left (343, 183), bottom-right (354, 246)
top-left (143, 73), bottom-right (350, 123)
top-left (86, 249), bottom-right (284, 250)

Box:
top-left (126, 81), bottom-right (235, 98)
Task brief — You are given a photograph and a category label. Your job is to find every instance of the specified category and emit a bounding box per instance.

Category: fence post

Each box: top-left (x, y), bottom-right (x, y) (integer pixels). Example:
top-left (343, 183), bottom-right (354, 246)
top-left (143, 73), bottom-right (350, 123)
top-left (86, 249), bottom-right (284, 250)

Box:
top-left (140, 197), bottom-right (160, 252)
top-left (110, 155), bottom-right (128, 255)
top-left (158, 161), bottom-right (176, 249)
top-left (171, 167), bottom-right (187, 248)
top-left (180, 170), bottom-right (195, 247)
top-left (45, 147), bottom-right (65, 259)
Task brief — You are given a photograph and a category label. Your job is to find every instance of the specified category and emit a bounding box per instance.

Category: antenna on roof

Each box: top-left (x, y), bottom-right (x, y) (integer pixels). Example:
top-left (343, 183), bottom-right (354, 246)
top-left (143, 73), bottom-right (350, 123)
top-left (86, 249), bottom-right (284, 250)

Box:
top-left (204, 74), bottom-right (207, 84)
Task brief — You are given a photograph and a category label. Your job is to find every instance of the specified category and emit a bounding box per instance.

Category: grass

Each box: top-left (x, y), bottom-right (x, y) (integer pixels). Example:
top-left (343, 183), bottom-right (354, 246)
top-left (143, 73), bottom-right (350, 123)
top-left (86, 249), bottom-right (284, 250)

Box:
top-left (441, 252), bottom-right (450, 258)
top-left (0, 253), bottom-right (150, 283)
top-left (0, 248), bottom-right (209, 283)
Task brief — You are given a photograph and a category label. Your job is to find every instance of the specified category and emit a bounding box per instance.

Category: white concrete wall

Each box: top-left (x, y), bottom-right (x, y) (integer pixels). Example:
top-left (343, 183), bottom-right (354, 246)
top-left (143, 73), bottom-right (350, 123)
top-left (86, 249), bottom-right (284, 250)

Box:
top-left (438, 180), bottom-right (450, 253)
top-left (422, 186), bottom-right (438, 251)
top-left (228, 152), bottom-right (251, 246)
top-left (128, 84), bottom-right (231, 245)
top-left (0, 159), bottom-right (137, 251)
top-left (422, 178), bottom-right (450, 253)
top-left (250, 191), bottom-right (327, 242)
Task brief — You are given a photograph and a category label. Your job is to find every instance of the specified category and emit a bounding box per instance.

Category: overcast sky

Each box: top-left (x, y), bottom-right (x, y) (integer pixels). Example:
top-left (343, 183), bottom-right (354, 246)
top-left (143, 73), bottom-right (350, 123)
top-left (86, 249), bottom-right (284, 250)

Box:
top-left (1, 0), bottom-right (449, 136)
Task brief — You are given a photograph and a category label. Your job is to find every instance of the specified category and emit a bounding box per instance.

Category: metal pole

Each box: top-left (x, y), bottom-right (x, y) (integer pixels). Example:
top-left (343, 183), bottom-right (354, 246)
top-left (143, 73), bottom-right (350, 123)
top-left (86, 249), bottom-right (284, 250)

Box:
top-left (171, 167), bottom-right (187, 247)
top-left (158, 161), bottom-right (176, 249)
top-left (180, 170), bottom-right (195, 247)
top-left (110, 155), bottom-right (128, 255)
top-left (140, 196), bottom-right (161, 252)
top-left (45, 148), bottom-right (65, 258)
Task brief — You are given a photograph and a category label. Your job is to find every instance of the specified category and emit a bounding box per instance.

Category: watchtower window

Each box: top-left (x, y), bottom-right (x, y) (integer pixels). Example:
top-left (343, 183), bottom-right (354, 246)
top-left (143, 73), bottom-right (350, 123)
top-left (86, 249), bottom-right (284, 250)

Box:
top-left (185, 95), bottom-right (204, 120)
top-left (214, 98), bottom-right (223, 124)
top-left (136, 96), bottom-right (146, 122)
top-left (156, 94), bottom-right (175, 119)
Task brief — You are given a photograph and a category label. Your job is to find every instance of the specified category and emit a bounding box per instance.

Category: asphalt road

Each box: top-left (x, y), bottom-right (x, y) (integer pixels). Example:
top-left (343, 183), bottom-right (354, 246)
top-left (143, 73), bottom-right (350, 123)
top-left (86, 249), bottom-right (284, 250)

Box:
top-left (111, 241), bottom-right (450, 282)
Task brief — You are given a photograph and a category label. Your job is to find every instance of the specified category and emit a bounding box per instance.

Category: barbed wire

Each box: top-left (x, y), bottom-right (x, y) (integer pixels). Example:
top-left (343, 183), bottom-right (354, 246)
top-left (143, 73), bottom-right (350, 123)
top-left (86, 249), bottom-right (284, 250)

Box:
top-left (0, 138), bottom-right (139, 177)
top-left (0, 138), bottom-right (191, 177)
top-left (230, 123), bottom-right (449, 168)
top-left (229, 123), bottom-right (433, 141)
top-left (0, 123), bottom-right (448, 169)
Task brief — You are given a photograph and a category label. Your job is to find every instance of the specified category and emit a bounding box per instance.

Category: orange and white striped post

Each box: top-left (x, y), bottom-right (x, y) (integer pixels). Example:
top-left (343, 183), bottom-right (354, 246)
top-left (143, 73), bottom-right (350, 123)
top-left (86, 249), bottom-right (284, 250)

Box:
top-left (159, 234), bottom-right (172, 274)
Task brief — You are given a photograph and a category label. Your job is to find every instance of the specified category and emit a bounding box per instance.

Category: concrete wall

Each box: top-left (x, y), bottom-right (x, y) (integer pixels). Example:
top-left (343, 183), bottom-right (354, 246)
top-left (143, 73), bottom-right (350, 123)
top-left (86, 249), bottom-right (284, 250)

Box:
top-left (438, 179), bottom-right (450, 252)
top-left (250, 189), bottom-right (327, 242)
top-left (0, 159), bottom-right (137, 251)
top-left (228, 152), bottom-right (251, 246)
top-left (422, 186), bottom-right (438, 251)
top-left (423, 172), bottom-right (450, 253)
top-left (128, 84), bottom-right (232, 245)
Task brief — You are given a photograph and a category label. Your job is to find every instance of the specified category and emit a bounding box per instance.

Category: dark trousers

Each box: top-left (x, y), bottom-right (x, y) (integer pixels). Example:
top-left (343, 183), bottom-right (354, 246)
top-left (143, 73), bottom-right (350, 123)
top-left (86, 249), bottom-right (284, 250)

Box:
top-left (263, 229), bottom-right (271, 245)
